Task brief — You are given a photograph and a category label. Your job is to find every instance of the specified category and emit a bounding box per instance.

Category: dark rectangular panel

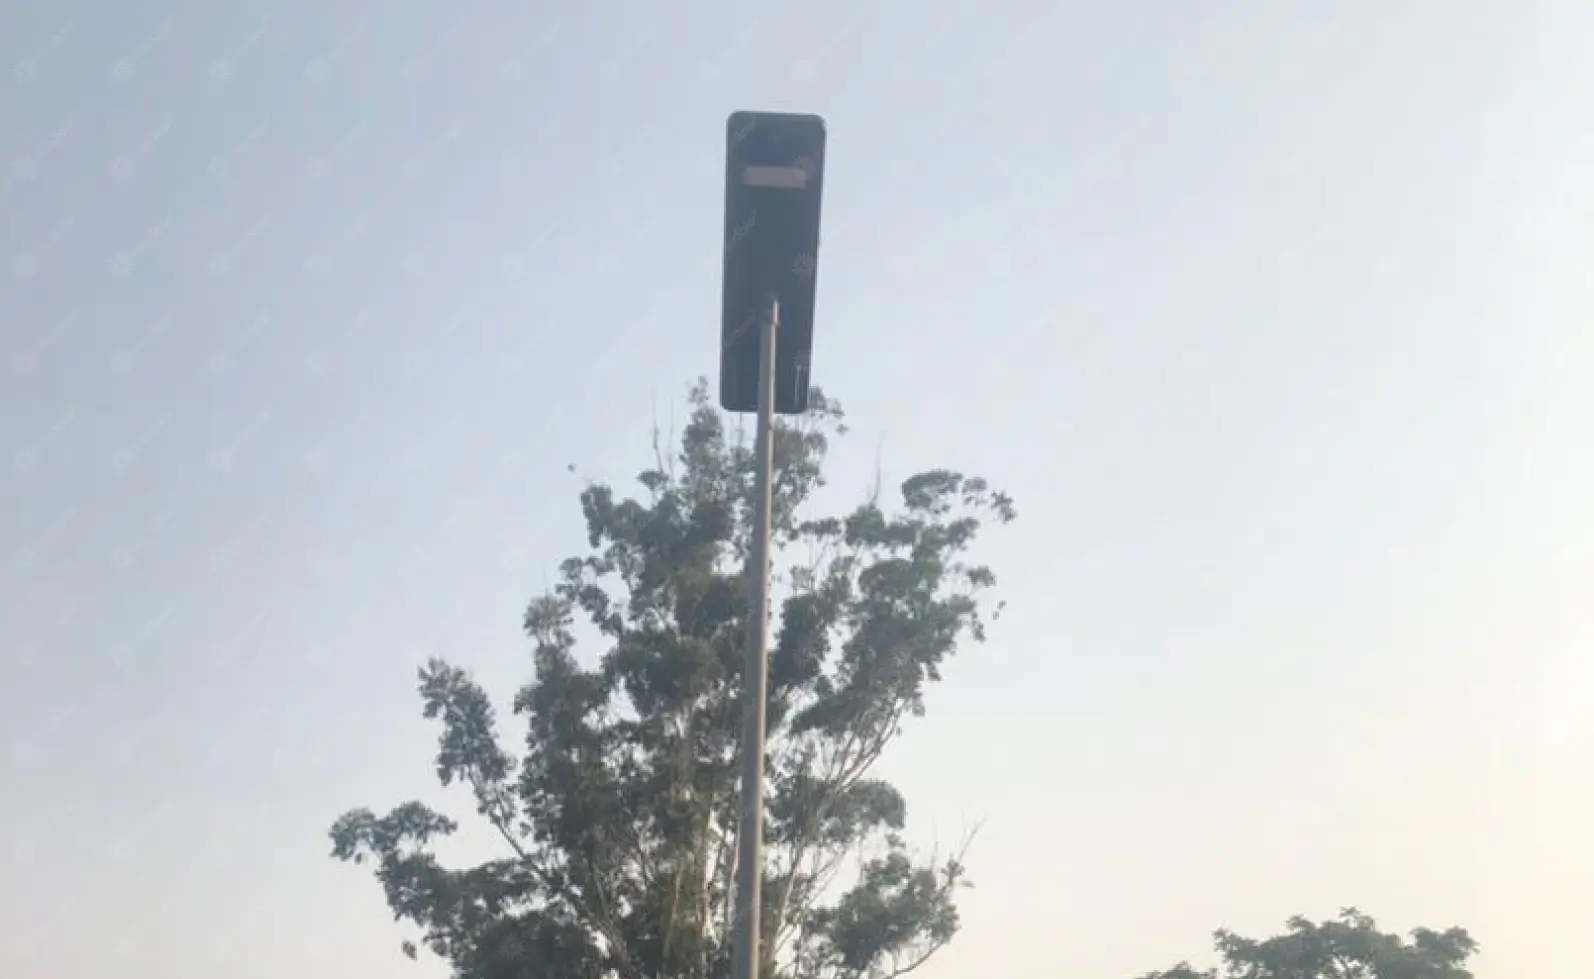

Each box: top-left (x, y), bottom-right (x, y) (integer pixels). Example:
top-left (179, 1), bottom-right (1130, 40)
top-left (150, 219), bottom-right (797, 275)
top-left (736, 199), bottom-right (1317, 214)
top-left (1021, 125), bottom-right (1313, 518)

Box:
top-left (719, 111), bottom-right (827, 414)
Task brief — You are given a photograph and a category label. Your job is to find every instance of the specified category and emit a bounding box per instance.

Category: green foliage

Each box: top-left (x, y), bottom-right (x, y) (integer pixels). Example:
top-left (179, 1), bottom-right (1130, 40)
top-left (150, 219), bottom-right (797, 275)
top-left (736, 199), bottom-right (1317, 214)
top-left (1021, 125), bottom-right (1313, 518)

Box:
top-left (329, 380), bottom-right (1016, 979)
top-left (1134, 908), bottom-right (1480, 979)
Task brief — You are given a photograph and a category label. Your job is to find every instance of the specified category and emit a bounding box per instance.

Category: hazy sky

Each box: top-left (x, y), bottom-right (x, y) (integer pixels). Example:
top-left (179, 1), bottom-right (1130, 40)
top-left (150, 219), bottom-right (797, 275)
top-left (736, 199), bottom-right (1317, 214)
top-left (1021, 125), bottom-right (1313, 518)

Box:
top-left (3, 1), bottom-right (1591, 977)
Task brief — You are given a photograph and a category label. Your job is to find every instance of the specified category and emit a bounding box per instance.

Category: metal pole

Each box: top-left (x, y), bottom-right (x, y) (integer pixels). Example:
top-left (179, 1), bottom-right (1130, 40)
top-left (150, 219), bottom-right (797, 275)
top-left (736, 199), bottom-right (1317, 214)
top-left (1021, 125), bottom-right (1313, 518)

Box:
top-left (731, 292), bottom-right (778, 979)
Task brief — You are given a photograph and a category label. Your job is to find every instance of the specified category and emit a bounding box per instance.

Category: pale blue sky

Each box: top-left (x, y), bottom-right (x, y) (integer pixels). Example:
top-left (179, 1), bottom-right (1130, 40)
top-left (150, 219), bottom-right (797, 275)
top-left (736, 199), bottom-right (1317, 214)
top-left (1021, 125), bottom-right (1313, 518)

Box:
top-left (3, 1), bottom-right (1591, 977)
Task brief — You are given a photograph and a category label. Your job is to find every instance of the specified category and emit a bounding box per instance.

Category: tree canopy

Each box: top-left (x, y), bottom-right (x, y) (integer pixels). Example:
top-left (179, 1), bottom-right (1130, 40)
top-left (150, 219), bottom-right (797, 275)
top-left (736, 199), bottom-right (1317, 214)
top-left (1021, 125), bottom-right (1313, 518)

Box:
top-left (329, 380), bottom-right (1016, 979)
top-left (1134, 908), bottom-right (1480, 979)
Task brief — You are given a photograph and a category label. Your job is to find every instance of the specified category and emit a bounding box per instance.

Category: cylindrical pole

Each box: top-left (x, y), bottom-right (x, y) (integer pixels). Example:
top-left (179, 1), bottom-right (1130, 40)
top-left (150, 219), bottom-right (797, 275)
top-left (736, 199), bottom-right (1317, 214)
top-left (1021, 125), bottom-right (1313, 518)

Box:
top-left (731, 292), bottom-right (778, 979)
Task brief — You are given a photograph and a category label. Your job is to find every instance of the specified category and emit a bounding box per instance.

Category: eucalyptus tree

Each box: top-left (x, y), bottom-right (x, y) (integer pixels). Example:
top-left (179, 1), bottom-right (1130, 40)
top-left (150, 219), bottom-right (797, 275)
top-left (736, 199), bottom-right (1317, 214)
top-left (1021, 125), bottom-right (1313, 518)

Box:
top-left (330, 380), bottom-right (1016, 979)
top-left (1134, 908), bottom-right (1479, 979)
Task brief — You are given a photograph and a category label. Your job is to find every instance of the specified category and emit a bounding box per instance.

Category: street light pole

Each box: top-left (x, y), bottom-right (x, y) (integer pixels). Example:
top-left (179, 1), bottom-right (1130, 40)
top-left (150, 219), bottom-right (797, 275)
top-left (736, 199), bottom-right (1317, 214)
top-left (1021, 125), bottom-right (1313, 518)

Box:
top-left (719, 110), bottom-right (825, 979)
top-left (730, 292), bottom-right (778, 979)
